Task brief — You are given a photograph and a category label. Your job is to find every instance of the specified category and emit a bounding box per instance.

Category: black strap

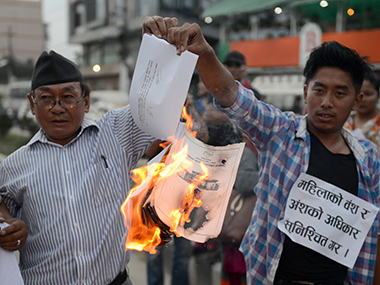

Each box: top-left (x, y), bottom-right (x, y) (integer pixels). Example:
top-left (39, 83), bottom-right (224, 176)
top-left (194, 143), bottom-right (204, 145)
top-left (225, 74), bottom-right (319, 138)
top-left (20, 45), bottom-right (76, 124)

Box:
top-left (109, 269), bottom-right (127, 285)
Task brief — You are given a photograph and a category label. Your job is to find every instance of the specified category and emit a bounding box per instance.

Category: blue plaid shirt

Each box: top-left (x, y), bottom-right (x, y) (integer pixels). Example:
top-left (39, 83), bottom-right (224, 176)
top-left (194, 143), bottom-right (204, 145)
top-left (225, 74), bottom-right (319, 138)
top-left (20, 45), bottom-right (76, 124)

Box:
top-left (217, 82), bottom-right (380, 284)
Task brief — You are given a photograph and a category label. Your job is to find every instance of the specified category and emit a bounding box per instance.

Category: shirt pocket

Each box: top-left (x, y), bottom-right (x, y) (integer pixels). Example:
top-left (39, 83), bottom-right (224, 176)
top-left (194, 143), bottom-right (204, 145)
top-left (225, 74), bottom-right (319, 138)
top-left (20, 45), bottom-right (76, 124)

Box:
top-left (83, 157), bottom-right (122, 207)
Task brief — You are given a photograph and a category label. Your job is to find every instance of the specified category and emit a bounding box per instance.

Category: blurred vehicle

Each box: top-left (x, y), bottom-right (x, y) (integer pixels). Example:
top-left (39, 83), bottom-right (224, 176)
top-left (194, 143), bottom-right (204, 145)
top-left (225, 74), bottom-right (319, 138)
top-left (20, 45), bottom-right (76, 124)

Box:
top-left (85, 90), bottom-right (129, 121)
top-left (3, 81), bottom-right (31, 118)
top-left (17, 99), bottom-right (34, 121)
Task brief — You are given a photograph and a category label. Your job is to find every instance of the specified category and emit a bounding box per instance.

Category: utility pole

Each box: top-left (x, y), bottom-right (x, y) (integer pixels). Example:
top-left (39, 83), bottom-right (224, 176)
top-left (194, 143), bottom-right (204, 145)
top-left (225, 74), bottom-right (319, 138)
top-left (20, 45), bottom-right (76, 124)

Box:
top-left (118, 0), bottom-right (130, 93)
top-left (336, 0), bottom-right (346, 33)
top-left (7, 25), bottom-right (16, 83)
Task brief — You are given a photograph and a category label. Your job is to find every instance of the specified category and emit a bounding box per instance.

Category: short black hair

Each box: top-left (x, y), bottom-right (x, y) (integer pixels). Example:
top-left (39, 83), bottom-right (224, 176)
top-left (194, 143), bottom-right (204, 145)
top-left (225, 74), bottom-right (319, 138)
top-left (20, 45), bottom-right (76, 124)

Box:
top-left (363, 69), bottom-right (380, 96)
top-left (224, 51), bottom-right (246, 67)
top-left (80, 82), bottom-right (91, 97)
top-left (303, 41), bottom-right (370, 94)
top-left (207, 121), bottom-right (242, 146)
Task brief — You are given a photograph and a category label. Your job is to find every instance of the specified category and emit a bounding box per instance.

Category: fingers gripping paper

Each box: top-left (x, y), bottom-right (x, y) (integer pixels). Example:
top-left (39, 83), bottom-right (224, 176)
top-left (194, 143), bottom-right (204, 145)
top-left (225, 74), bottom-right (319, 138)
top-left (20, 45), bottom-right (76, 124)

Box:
top-left (130, 34), bottom-right (199, 140)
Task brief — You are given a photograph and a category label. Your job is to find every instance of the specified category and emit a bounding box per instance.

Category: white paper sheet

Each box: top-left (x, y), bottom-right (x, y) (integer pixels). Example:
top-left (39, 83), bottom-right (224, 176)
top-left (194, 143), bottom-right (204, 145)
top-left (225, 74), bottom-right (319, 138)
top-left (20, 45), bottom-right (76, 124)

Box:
top-left (129, 34), bottom-right (199, 140)
top-left (278, 173), bottom-right (379, 268)
top-left (0, 223), bottom-right (24, 285)
top-left (150, 127), bottom-right (245, 242)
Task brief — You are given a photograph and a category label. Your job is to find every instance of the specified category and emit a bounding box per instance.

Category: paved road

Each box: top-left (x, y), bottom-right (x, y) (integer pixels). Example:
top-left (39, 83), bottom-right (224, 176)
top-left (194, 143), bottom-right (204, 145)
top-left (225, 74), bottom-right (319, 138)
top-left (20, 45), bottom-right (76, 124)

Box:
top-left (128, 244), bottom-right (222, 285)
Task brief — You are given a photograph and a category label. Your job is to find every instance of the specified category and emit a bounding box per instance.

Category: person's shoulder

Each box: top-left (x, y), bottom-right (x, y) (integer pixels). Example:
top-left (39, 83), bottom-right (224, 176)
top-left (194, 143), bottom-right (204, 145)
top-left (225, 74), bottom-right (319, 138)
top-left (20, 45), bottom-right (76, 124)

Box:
top-left (374, 113), bottom-right (380, 127)
top-left (93, 105), bottom-right (131, 124)
top-left (0, 145), bottom-right (29, 168)
top-left (356, 137), bottom-right (380, 159)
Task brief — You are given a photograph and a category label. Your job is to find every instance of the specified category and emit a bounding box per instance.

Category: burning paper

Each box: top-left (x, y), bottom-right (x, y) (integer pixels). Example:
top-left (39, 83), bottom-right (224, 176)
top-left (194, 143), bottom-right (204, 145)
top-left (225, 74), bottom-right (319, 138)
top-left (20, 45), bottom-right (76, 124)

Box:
top-left (120, 123), bottom-right (244, 253)
top-left (152, 125), bottom-right (244, 242)
top-left (123, 32), bottom-right (244, 253)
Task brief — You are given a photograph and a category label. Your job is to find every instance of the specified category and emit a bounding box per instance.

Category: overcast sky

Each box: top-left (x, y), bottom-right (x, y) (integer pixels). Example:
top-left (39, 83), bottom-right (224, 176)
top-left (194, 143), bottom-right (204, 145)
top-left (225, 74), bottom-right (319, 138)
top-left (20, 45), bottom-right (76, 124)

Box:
top-left (42, 0), bottom-right (81, 61)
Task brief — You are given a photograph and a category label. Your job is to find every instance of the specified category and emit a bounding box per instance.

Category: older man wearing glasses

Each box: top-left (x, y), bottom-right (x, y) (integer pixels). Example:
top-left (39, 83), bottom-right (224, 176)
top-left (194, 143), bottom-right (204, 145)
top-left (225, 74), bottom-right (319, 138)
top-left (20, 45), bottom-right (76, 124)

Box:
top-left (0, 50), bottom-right (155, 285)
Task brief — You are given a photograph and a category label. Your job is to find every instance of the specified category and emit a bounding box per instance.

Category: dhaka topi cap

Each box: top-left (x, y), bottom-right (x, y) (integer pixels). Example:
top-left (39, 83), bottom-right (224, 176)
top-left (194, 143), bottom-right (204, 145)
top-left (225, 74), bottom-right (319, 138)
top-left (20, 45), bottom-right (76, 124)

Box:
top-left (31, 50), bottom-right (84, 90)
top-left (224, 51), bottom-right (246, 66)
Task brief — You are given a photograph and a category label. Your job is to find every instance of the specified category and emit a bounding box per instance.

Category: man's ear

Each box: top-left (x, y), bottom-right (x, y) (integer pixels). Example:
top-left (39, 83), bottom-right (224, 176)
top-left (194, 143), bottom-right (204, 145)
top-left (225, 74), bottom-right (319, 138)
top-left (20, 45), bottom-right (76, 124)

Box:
top-left (84, 93), bottom-right (90, 113)
top-left (303, 84), bottom-right (308, 104)
top-left (353, 92), bottom-right (363, 110)
top-left (27, 93), bottom-right (36, 115)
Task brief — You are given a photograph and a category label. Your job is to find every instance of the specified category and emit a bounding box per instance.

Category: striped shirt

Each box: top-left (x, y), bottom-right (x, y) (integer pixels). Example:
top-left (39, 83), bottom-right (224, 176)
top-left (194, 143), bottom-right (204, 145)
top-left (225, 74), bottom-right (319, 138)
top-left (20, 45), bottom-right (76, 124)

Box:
top-left (0, 105), bottom-right (155, 284)
top-left (216, 82), bottom-right (380, 284)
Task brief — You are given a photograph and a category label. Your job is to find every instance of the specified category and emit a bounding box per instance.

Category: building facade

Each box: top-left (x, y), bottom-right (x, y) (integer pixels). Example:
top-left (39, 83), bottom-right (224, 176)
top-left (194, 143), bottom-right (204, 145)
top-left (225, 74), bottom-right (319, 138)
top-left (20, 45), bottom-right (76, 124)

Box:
top-left (0, 0), bottom-right (45, 82)
top-left (201, 0), bottom-right (380, 110)
top-left (68, 0), bottom-right (219, 92)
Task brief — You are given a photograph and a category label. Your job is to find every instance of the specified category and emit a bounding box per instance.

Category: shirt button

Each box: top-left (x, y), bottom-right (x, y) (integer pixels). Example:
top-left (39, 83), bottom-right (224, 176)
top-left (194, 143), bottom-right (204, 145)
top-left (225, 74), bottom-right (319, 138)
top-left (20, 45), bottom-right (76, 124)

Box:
top-left (66, 170), bottom-right (70, 175)
top-left (78, 251), bottom-right (83, 256)
top-left (69, 196), bottom-right (74, 201)
top-left (74, 223), bottom-right (79, 228)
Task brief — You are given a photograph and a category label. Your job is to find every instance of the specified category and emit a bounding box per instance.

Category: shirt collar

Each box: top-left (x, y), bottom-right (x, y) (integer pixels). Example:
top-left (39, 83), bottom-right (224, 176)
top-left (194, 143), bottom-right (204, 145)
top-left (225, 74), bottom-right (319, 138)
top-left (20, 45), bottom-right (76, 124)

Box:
top-left (27, 119), bottom-right (99, 147)
top-left (295, 115), bottom-right (367, 160)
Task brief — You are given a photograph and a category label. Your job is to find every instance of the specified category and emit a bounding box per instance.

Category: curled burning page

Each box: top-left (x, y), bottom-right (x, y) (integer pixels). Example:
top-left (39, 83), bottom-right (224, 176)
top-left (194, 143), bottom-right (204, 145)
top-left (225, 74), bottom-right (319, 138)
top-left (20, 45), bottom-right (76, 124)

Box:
top-left (129, 34), bottom-right (198, 140)
top-left (149, 127), bottom-right (245, 243)
top-left (121, 125), bottom-right (244, 252)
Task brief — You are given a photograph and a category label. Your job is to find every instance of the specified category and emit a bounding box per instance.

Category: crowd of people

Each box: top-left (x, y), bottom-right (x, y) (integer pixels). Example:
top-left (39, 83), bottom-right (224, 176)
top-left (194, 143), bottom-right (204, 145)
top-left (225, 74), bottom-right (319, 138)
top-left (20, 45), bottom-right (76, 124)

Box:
top-left (1, 14), bottom-right (380, 285)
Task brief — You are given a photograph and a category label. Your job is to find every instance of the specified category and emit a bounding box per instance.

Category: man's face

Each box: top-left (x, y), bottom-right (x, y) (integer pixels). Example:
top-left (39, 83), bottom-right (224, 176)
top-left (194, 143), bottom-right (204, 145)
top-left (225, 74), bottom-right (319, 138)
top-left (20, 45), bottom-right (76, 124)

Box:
top-left (304, 67), bottom-right (362, 138)
top-left (28, 82), bottom-right (90, 146)
top-left (357, 79), bottom-right (379, 116)
top-left (226, 62), bottom-right (245, 82)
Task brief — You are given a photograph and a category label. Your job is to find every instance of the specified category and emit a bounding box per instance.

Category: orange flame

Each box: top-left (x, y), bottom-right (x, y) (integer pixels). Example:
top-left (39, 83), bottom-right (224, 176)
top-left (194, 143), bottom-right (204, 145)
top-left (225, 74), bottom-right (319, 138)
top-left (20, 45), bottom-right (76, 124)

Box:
top-left (182, 105), bottom-right (197, 137)
top-left (120, 106), bottom-right (209, 253)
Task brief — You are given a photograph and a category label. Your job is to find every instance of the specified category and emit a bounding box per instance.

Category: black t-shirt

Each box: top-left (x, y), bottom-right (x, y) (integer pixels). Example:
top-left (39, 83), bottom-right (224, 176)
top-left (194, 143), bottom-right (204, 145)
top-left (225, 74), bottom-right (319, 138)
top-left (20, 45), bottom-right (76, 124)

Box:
top-left (275, 131), bottom-right (358, 283)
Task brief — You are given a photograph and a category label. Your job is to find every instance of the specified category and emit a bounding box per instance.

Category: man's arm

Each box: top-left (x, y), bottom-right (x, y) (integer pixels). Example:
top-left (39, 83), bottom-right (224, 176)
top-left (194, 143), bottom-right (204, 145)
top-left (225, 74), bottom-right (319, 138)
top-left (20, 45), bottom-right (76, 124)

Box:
top-left (0, 200), bottom-right (28, 251)
top-left (142, 16), bottom-right (238, 107)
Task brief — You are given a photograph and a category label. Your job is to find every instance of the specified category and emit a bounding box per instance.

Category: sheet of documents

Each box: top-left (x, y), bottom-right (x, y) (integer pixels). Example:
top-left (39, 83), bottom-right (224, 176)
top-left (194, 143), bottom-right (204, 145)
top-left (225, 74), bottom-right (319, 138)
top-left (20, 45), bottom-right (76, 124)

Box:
top-left (150, 127), bottom-right (245, 242)
top-left (127, 34), bottom-right (243, 244)
top-left (129, 34), bottom-right (199, 140)
top-left (0, 222), bottom-right (24, 285)
top-left (278, 173), bottom-right (379, 268)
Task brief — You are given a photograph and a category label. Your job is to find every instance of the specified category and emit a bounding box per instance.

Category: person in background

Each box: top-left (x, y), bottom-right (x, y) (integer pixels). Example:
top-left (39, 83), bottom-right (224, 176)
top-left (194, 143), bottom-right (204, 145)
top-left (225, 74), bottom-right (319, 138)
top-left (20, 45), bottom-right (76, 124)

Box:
top-left (186, 88), bottom-right (223, 285)
top-left (142, 16), bottom-right (380, 284)
top-left (146, 236), bottom-right (193, 285)
top-left (189, 79), bottom-right (258, 285)
top-left (291, 95), bottom-right (303, 115)
top-left (220, 51), bottom-right (261, 285)
top-left (0, 50), bottom-right (155, 284)
top-left (219, 134), bottom-right (258, 285)
top-left (344, 69), bottom-right (380, 151)
top-left (223, 51), bottom-right (261, 100)
top-left (191, 78), bottom-right (229, 129)
top-left (194, 78), bottom-right (213, 116)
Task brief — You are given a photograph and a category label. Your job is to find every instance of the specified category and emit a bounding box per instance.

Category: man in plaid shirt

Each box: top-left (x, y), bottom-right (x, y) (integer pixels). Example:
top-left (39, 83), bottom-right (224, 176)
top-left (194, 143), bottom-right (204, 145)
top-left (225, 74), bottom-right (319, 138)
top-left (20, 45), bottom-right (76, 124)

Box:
top-left (143, 16), bottom-right (380, 284)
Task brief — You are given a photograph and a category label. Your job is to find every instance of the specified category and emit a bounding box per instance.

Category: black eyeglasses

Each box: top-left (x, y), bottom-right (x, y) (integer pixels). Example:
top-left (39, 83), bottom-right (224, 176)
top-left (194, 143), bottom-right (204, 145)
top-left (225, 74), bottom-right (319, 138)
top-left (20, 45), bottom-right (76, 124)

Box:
top-left (32, 93), bottom-right (86, 110)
